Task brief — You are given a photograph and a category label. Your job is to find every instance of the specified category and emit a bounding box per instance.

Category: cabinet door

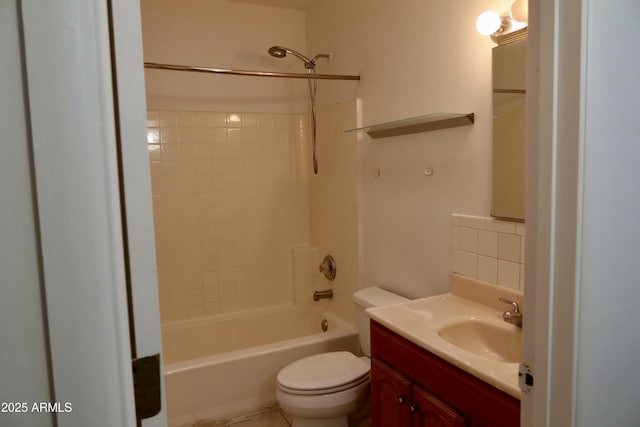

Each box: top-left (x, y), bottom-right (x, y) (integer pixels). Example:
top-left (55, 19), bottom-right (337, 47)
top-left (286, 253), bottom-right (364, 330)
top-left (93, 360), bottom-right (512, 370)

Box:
top-left (412, 385), bottom-right (467, 427)
top-left (371, 359), bottom-right (412, 427)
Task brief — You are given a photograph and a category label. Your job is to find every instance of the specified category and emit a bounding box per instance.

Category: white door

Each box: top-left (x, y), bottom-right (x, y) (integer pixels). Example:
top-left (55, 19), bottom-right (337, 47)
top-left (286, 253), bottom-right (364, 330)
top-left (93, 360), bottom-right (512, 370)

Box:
top-left (523, 0), bottom-right (640, 426)
top-left (16, 0), bottom-right (166, 426)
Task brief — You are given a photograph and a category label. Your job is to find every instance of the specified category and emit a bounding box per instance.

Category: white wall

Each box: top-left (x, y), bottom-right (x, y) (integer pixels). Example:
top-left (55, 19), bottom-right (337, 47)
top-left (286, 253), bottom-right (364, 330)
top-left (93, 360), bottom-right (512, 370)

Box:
top-left (307, 0), bottom-right (513, 298)
top-left (141, 0), bottom-right (308, 113)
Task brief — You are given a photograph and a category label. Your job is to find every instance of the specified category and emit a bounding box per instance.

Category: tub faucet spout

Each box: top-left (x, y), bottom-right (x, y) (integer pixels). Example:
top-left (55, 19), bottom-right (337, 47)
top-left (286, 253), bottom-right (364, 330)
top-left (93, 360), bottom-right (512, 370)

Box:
top-left (313, 289), bottom-right (333, 301)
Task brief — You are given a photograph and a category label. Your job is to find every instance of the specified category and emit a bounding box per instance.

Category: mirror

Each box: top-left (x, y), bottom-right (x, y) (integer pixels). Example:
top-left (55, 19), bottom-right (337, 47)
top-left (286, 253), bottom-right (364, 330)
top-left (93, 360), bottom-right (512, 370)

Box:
top-left (491, 37), bottom-right (527, 221)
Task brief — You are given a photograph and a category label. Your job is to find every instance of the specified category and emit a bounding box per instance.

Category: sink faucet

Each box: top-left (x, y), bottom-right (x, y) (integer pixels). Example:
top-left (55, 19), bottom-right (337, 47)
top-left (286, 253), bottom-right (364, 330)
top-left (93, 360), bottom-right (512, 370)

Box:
top-left (499, 297), bottom-right (523, 327)
top-left (313, 289), bottom-right (333, 301)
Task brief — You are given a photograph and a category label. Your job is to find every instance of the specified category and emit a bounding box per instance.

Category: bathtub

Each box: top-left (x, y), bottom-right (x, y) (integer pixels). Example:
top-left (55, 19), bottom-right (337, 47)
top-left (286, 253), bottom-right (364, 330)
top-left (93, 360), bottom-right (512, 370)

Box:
top-left (162, 305), bottom-right (359, 426)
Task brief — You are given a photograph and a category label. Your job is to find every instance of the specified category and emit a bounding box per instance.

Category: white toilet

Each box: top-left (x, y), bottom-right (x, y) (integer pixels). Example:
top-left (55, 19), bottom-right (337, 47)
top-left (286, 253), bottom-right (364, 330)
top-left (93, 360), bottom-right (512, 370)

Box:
top-left (276, 287), bottom-right (408, 427)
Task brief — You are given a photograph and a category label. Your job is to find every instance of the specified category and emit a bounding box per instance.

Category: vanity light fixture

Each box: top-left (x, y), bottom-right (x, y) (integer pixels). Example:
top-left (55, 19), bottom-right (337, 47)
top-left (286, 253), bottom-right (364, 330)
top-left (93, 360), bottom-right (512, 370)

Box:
top-left (510, 0), bottom-right (528, 23)
top-left (476, 10), bottom-right (507, 36)
top-left (476, 0), bottom-right (528, 43)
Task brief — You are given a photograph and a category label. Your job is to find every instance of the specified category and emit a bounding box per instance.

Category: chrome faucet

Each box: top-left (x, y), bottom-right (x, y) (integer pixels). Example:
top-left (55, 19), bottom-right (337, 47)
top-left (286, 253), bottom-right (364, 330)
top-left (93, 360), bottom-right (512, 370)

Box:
top-left (313, 289), bottom-right (333, 301)
top-left (499, 297), bottom-right (523, 327)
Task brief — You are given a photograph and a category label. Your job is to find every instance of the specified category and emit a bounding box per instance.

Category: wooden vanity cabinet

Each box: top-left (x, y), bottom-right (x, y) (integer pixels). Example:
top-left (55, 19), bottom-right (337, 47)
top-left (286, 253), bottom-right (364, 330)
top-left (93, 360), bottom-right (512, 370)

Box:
top-left (370, 320), bottom-right (520, 427)
top-left (372, 358), bottom-right (466, 427)
top-left (371, 357), bottom-right (412, 427)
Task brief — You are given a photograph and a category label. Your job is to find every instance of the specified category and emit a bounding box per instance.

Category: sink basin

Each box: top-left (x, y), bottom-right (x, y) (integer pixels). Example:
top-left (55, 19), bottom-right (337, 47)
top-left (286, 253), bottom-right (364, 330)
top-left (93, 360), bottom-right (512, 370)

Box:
top-left (438, 319), bottom-right (522, 363)
top-left (366, 279), bottom-right (524, 397)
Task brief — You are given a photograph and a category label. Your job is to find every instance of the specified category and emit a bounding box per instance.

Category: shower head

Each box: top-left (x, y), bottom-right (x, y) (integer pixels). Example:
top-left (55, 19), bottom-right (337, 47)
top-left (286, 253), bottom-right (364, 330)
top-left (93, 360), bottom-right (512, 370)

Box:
top-left (268, 45), bottom-right (318, 69)
top-left (268, 46), bottom-right (288, 58)
top-left (268, 45), bottom-right (330, 175)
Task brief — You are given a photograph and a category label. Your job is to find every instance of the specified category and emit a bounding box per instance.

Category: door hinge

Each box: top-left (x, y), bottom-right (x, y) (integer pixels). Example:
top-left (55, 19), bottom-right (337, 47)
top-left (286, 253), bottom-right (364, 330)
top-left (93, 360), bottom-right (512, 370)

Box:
top-left (132, 354), bottom-right (161, 420)
top-left (519, 363), bottom-right (534, 393)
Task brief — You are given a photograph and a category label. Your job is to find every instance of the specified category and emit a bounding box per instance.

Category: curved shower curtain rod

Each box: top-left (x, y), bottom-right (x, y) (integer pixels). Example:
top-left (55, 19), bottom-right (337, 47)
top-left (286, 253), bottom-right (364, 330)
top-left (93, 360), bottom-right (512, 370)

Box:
top-left (144, 62), bottom-right (360, 81)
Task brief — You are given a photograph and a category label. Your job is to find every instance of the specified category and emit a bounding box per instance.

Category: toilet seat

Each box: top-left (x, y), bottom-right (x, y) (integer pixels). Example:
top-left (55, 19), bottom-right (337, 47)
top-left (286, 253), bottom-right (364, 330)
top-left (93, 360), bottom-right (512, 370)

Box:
top-left (277, 351), bottom-right (370, 396)
top-left (278, 372), bottom-right (370, 395)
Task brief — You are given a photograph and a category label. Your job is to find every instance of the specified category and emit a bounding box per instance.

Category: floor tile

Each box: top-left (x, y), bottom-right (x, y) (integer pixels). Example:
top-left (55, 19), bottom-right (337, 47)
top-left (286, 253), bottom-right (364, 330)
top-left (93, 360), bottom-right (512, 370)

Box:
top-left (182, 406), bottom-right (290, 427)
top-left (227, 408), bottom-right (290, 427)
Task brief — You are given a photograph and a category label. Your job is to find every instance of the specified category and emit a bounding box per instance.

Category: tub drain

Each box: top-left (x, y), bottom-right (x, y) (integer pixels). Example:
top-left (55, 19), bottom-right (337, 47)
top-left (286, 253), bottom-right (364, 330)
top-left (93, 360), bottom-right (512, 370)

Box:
top-left (320, 319), bottom-right (328, 332)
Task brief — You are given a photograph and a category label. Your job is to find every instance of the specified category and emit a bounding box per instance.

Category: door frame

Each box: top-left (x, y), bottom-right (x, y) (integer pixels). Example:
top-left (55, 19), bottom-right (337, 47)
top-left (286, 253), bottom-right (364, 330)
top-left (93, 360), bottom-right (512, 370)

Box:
top-left (19, 0), bottom-right (164, 425)
top-left (522, 0), bottom-right (585, 424)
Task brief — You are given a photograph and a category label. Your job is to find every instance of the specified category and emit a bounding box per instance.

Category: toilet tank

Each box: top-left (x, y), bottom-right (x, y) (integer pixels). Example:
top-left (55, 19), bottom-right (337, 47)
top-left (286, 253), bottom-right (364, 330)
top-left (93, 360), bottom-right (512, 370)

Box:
top-left (352, 287), bottom-right (408, 356)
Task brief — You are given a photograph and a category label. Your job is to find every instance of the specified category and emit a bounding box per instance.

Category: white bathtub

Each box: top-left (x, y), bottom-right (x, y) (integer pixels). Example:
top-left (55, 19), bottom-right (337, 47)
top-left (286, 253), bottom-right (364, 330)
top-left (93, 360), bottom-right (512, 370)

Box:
top-left (162, 305), bottom-right (359, 426)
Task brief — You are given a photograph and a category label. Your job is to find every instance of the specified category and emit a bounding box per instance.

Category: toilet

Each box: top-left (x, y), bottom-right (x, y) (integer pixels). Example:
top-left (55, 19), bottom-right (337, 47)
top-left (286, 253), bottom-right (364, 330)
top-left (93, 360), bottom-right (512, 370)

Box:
top-left (276, 287), bottom-right (408, 427)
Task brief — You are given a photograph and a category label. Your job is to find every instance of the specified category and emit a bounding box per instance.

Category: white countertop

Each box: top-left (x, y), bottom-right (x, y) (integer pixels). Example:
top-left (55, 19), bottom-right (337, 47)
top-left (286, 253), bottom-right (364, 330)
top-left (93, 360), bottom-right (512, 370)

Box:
top-left (367, 292), bottom-right (521, 398)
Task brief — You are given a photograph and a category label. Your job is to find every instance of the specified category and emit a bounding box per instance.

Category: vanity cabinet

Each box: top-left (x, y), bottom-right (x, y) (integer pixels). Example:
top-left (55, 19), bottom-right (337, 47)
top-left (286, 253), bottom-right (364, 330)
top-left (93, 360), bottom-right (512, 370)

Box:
top-left (372, 358), bottom-right (466, 427)
top-left (370, 320), bottom-right (520, 427)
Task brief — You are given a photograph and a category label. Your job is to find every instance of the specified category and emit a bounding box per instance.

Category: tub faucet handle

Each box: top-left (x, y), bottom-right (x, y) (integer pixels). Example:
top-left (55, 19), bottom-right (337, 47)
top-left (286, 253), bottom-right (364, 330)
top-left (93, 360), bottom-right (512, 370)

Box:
top-left (319, 255), bottom-right (336, 281)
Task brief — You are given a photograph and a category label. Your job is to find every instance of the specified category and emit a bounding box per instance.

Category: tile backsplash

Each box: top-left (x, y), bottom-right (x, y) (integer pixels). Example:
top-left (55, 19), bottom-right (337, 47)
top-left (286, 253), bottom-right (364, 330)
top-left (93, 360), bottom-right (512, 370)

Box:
top-left (451, 214), bottom-right (525, 291)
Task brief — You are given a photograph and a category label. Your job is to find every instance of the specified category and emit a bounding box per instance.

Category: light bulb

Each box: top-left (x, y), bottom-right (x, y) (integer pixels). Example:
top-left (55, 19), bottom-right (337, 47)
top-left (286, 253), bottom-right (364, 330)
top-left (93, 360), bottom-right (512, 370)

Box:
top-left (476, 10), bottom-right (502, 36)
top-left (510, 0), bottom-right (528, 23)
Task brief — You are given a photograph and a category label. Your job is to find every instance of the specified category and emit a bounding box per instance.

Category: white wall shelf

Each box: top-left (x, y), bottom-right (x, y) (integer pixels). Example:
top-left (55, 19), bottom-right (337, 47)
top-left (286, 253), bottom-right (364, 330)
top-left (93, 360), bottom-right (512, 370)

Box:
top-left (346, 112), bottom-right (474, 139)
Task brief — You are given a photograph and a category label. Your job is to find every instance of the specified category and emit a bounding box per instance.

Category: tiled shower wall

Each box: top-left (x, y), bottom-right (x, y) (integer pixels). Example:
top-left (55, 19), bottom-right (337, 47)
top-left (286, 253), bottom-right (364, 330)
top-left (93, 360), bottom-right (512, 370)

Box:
top-left (451, 213), bottom-right (526, 291)
top-left (309, 100), bottom-right (362, 324)
top-left (147, 110), bottom-right (311, 323)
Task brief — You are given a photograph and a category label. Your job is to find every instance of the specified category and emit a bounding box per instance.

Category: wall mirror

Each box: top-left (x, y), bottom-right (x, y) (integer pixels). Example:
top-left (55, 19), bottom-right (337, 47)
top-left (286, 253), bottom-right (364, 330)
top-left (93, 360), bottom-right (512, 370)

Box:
top-left (491, 36), bottom-right (527, 221)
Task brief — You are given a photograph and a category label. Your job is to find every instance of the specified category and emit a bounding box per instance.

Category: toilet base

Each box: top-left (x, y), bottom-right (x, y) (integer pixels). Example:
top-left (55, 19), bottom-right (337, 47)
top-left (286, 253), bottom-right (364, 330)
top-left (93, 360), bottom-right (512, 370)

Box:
top-left (277, 379), bottom-right (370, 426)
top-left (277, 384), bottom-right (369, 427)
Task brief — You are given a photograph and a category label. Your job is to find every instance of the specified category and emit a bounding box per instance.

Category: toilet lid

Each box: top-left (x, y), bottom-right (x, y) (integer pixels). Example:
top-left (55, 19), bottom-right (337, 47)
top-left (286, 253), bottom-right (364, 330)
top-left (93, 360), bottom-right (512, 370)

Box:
top-left (277, 351), bottom-right (369, 392)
